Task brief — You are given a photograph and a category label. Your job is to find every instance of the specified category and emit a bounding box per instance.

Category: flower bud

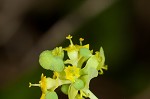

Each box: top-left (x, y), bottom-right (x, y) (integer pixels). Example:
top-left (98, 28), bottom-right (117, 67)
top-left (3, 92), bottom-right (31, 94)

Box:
top-left (52, 47), bottom-right (64, 59)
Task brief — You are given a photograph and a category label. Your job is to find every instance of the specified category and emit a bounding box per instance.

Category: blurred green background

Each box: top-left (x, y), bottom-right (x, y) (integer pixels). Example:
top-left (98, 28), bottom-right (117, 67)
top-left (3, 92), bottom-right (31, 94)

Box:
top-left (0, 0), bottom-right (150, 99)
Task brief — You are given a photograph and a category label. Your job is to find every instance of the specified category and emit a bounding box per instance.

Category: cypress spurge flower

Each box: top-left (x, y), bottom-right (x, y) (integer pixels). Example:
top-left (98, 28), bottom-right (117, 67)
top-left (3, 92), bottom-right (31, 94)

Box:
top-left (64, 65), bottom-right (80, 82)
top-left (29, 35), bottom-right (108, 99)
top-left (29, 74), bottom-right (58, 99)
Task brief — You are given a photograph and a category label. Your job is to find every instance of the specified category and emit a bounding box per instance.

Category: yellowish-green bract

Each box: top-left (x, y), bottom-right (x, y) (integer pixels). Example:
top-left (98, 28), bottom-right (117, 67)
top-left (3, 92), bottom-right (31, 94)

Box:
top-left (29, 35), bottom-right (108, 99)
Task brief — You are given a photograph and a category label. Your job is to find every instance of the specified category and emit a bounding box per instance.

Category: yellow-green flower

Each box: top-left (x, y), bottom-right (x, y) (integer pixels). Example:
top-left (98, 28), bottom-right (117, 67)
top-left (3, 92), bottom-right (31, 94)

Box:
top-left (29, 74), bottom-right (58, 99)
top-left (64, 35), bottom-right (89, 58)
top-left (64, 66), bottom-right (80, 82)
top-left (29, 34), bottom-right (108, 99)
top-left (64, 35), bottom-right (89, 66)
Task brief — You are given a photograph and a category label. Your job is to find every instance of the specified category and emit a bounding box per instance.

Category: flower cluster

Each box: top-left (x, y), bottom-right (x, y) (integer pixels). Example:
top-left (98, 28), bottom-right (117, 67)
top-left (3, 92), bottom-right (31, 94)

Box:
top-left (29, 35), bottom-right (107, 99)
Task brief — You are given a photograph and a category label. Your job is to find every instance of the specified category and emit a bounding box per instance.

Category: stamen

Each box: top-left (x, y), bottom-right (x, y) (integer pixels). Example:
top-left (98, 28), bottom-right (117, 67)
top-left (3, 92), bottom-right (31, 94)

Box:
top-left (29, 82), bottom-right (40, 87)
top-left (66, 35), bottom-right (73, 46)
top-left (79, 38), bottom-right (84, 45)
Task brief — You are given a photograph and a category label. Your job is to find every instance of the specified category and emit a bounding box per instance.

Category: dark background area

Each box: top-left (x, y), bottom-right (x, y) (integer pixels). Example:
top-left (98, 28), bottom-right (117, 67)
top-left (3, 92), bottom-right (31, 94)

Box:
top-left (0, 0), bottom-right (150, 99)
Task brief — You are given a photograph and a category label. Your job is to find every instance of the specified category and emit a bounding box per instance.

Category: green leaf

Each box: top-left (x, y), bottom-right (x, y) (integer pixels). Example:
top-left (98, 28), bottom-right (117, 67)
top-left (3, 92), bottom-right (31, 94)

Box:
top-left (45, 91), bottom-right (58, 99)
top-left (81, 55), bottom-right (99, 74)
top-left (61, 84), bottom-right (70, 95)
top-left (77, 48), bottom-right (92, 68)
top-left (79, 48), bottom-right (92, 59)
top-left (100, 47), bottom-right (105, 65)
top-left (80, 68), bottom-right (98, 89)
top-left (39, 50), bottom-right (64, 72)
top-left (73, 79), bottom-right (84, 90)
top-left (51, 56), bottom-right (64, 72)
top-left (97, 47), bottom-right (108, 74)
top-left (39, 50), bottom-right (53, 70)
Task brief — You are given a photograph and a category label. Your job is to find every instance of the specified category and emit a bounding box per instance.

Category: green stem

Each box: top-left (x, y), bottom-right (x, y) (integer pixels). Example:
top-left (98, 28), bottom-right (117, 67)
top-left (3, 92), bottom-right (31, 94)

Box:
top-left (58, 79), bottom-right (71, 86)
top-left (83, 89), bottom-right (98, 99)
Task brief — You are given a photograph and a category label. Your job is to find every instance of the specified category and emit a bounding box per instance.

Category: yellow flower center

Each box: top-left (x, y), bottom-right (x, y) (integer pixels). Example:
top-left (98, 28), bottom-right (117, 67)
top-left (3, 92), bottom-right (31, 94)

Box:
top-left (64, 65), bottom-right (80, 82)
